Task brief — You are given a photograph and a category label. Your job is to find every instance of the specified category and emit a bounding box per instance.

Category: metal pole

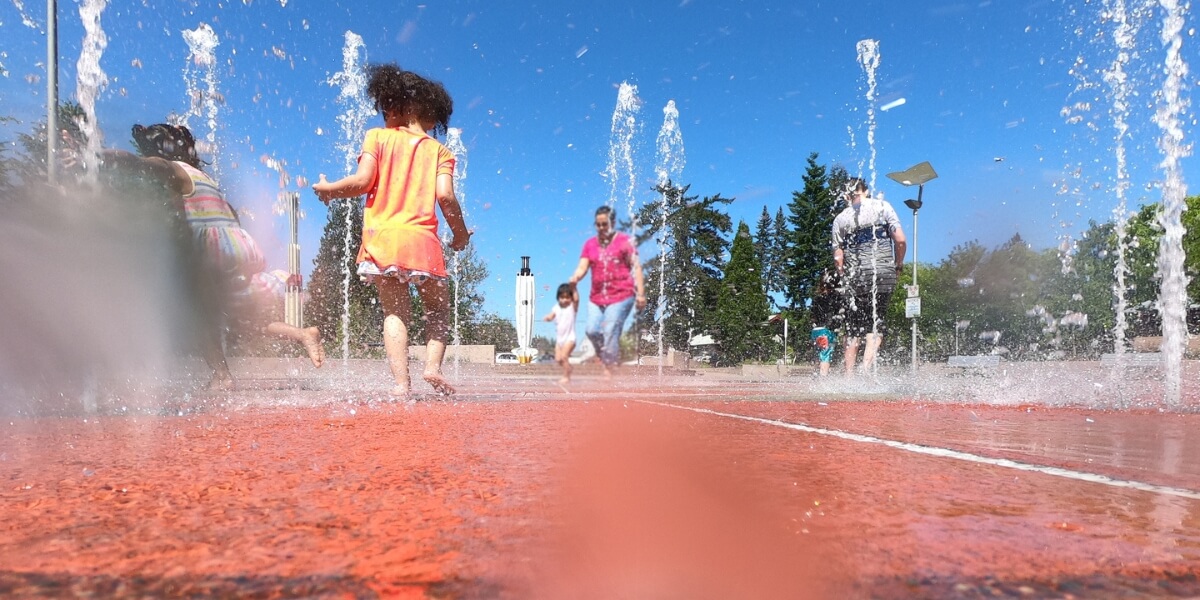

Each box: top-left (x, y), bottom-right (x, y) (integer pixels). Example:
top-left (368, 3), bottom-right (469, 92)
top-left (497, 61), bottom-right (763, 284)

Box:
top-left (910, 185), bottom-right (921, 373)
top-left (46, 0), bottom-right (58, 185)
top-left (911, 209), bottom-right (918, 373)
top-left (285, 192), bottom-right (303, 327)
top-left (783, 318), bottom-right (788, 364)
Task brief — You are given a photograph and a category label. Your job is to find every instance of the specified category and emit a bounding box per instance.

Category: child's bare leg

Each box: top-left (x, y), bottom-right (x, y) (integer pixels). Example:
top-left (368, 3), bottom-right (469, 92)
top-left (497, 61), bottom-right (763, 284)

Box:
top-left (862, 332), bottom-right (883, 373)
top-left (265, 322), bottom-right (325, 368)
top-left (377, 278), bottom-right (413, 397)
top-left (843, 337), bottom-right (860, 376)
top-left (819, 361), bottom-right (830, 376)
top-left (557, 341), bottom-right (575, 384)
top-left (416, 278), bottom-right (455, 395)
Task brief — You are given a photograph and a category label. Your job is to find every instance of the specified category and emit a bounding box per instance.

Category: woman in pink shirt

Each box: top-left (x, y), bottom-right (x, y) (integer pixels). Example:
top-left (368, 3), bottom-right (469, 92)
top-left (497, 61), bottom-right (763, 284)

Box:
top-left (568, 206), bottom-right (646, 379)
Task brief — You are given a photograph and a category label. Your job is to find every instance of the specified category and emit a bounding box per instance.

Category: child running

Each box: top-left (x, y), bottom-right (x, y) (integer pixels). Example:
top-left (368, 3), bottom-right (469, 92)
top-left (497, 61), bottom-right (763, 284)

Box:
top-left (543, 283), bottom-right (579, 385)
top-left (313, 64), bottom-right (470, 398)
top-left (94, 123), bottom-right (325, 390)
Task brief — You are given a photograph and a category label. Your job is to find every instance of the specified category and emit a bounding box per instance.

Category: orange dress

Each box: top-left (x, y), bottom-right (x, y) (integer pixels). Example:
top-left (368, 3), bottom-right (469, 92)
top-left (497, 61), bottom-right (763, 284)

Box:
top-left (355, 127), bottom-right (456, 279)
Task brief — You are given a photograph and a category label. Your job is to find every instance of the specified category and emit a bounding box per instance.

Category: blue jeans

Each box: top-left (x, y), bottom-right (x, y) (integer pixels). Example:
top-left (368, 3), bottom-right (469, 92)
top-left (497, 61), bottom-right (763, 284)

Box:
top-left (585, 296), bottom-right (636, 366)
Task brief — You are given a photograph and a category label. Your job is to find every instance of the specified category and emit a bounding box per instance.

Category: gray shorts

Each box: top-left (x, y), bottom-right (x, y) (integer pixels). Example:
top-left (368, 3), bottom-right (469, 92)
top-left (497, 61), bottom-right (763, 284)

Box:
top-left (844, 271), bottom-right (897, 337)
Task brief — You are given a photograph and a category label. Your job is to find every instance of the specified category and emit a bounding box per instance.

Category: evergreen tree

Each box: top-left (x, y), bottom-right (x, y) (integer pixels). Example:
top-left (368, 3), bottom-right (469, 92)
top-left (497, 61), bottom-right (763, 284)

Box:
top-left (713, 221), bottom-right (772, 365)
top-left (754, 205), bottom-right (774, 295)
top-left (784, 153), bottom-right (840, 312)
top-left (443, 240), bottom-right (490, 344)
top-left (635, 181), bottom-right (732, 354)
top-left (769, 207), bottom-right (789, 302)
top-left (307, 200), bottom-right (380, 357)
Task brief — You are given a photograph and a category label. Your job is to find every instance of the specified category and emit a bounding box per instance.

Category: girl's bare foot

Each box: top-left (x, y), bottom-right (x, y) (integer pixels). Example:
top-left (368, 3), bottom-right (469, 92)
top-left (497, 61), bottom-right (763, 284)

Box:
top-left (389, 385), bottom-right (411, 399)
top-left (422, 372), bottom-right (456, 396)
top-left (558, 376), bottom-right (571, 386)
top-left (300, 327), bottom-right (325, 368)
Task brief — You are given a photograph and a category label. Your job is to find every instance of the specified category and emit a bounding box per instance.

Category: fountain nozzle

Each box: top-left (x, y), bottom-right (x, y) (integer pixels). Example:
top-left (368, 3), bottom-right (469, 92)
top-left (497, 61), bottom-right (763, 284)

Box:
top-left (519, 256), bottom-right (531, 276)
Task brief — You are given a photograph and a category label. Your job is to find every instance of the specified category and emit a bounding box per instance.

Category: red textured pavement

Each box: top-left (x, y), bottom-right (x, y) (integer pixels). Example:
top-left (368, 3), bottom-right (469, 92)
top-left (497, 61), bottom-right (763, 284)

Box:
top-left (2, 389), bottom-right (1198, 598)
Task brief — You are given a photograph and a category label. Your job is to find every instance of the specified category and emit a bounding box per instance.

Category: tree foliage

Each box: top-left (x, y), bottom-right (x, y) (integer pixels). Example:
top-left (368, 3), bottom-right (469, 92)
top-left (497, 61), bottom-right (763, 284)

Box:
top-left (713, 221), bottom-right (773, 365)
top-left (784, 153), bottom-right (845, 312)
top-left (635, 181), bottom-right (732, 354)
top-left (307, 200), bottom-right (380, 357)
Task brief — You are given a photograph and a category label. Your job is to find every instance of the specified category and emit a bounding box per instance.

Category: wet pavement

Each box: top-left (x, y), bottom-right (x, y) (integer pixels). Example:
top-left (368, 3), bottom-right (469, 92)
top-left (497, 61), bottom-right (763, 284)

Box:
top-left (1, 373), bottom-right (1198, 598)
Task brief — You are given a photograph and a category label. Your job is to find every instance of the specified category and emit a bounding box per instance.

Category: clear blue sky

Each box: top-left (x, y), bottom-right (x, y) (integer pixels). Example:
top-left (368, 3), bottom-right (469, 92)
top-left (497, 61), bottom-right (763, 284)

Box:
top-left (1, 1), bottom-right (1194, 341)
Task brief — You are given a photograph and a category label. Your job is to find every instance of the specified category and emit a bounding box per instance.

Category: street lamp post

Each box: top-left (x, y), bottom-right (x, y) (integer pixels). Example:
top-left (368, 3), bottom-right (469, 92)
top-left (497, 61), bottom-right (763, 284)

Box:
top-left (47, 0), bottom-right (59, 185)
top-left (284, 192), bottom-right (304, 328)
top-left (885, 161), bottom-right (938, 373)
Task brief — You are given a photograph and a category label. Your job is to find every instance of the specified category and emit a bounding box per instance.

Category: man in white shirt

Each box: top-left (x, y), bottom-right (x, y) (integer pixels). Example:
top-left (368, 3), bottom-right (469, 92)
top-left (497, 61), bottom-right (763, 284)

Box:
top-left (831, 177), bottom-right (907, 375)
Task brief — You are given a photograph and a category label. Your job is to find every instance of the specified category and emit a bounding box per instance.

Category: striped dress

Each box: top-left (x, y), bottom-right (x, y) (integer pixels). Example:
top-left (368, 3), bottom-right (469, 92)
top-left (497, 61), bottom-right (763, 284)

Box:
top-left (177, 162), bottom-right (265, 277)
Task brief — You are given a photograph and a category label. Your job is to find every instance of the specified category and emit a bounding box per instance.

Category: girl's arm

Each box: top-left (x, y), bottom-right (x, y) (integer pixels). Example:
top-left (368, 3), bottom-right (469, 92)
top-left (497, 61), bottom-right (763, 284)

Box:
top-left (571, 288), bottom-right (579, 311)
top-left (98, 149), bottom-right (193, 196)
top-left (436, 172), bottom-right (471, 251)
top-left (543, 309), bottom-right (556, 322)
top-left (312, 154), bottom-right (378, 203)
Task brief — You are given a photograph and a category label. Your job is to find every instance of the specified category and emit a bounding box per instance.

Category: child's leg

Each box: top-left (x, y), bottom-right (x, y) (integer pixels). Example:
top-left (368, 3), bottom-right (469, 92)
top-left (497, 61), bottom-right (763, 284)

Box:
top-left (557, 340), bottom-right (575, 384)
top-left (862, 332), bottom-right (883, 372)
top-left (264, 322), bottom-right (324, 368)
top-left (415, 277), bottom-right (455, 395)
top-left (819, 360), bottom-right (830, 376)
top-left (843, 337), bottom-right (860, 375)
top-left (376, 278), bottom-right (413, 396)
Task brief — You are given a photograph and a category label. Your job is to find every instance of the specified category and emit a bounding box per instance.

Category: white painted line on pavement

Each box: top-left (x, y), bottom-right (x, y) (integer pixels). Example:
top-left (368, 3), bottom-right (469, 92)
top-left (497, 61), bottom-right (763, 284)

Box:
top-left (640, 401), bottom-right (1200, 501)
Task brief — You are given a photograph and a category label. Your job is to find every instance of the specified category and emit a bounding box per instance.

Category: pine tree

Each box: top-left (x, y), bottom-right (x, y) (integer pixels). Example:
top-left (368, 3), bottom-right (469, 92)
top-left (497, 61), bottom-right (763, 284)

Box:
top-left (635, 181), bottom-right (732, 354)
top-left (754, 205), bottom-right (774, 296)
top-left (307, 200), bottom-right (380, 358)
top-left (713, 221), bottom-right (772, 365)
top-left (784, 153), bottom-right (841, 312)
top-left (770, 207), bottom-right (789, 300)
top-left (444, 240), bottom-right (491, 344)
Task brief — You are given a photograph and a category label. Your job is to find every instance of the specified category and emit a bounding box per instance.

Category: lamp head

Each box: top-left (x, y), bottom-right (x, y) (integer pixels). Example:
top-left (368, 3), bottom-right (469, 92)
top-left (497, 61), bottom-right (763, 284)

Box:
top-left (904, 198), bottom-right (923, 211)
top-left (886, 161), bottom-right (939, 187)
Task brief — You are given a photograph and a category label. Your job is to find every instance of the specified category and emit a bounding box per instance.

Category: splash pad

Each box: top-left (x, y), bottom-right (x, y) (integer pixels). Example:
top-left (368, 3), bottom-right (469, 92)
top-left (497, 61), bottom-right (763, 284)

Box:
top-left (2, 0), bottom-right (1198, 597)
top-left (3, 361), bottom-right (1199, 598)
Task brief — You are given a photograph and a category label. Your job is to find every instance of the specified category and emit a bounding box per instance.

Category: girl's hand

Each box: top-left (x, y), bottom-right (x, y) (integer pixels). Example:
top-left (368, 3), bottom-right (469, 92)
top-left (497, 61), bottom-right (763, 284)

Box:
top-left (312, 174), bottom-right (333, 204)
top-left (449, 229), bottom-right (472, 251)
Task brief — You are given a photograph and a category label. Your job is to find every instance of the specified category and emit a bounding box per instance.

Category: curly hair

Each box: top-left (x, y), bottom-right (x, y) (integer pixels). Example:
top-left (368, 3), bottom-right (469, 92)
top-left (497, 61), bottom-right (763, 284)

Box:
top-left (366, 63), bottom-right (454, 136)
top-left (131, 123), bottom-right (202, 167)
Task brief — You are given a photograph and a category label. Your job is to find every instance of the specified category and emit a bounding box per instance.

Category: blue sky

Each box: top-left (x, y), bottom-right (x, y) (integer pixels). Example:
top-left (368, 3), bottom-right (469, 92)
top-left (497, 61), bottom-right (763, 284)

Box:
top-left (0, 0), bottom-right (1194, 341)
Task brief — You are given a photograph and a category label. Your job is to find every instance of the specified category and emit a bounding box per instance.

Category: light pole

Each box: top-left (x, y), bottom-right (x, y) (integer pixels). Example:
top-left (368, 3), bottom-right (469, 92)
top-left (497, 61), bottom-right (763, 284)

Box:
top-left (47, 0), bottom-right (59, 185)
top-left (885, 161), bottom-right (938, 373)
top-left (284, 192), bottom-right (304, 328)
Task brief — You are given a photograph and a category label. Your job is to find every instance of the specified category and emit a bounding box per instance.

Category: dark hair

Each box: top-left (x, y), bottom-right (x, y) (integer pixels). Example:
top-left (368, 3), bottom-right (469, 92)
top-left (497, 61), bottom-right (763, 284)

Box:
top-left (131, 123), bottom-right (201, 167)
top-left (556, 283), bottom-right (573, 299)
top-left (846, 177), bottom-right (868, 194)
top-left (366, 63), bottom-right (454, 135)
top-left (595, 205), bottom-right (615, 221)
